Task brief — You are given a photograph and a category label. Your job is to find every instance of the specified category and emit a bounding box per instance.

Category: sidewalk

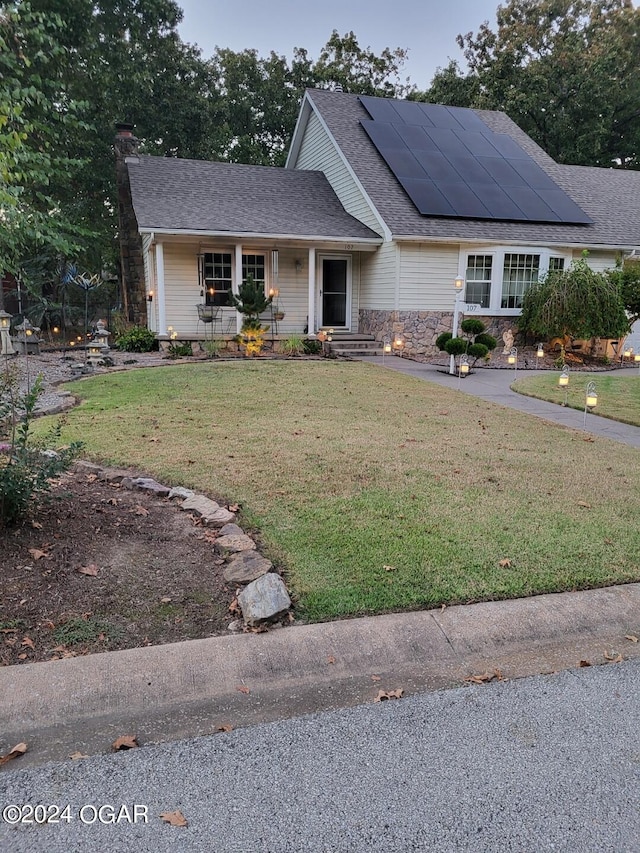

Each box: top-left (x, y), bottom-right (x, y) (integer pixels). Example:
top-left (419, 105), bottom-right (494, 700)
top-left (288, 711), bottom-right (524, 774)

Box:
top-left (2, 583), bottom-right (639, 769)
top-left (359, 355), bottom-right (640, 448)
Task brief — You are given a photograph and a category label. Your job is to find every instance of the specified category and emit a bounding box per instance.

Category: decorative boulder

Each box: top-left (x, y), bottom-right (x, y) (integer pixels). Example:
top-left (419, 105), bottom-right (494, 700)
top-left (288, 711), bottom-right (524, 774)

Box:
top-left (223, 551), bottom-right (271, 584)
top-left (238, 573), bottom-right (291, 626)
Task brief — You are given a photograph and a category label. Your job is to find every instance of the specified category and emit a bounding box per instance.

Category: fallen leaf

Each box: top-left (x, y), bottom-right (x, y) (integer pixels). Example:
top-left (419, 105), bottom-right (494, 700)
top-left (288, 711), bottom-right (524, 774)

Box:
top-left (625, 635), bottom-right (639, 643)
top-left (112, 735), bottom-right (138, 751)
top-left (78, 564), bottom-right (99, 577)
top-left (327, 655), bottom-right (336, 665)
top-left (21, 637), bottom-right (35, 649)
top-left (17, 653), bottom-right (27, 660)
top-left (604, 651), bottom-right (623, 663)
top-left (30, 521), bottom-right (43, 529)
top-left (107, 497), bottom-right (119, 506)
top-left (215, 724), bottom-right (234, 733)
top-left (134, 505), bottom-right (149, 516)
top-left (28, 548), bottom-right (48, 561)
top-left (160, 810), bottom-right (187, 827)
top-left (498, 558), bottom-right (512, 568)
top-left (0, 742), bottom-right (28, 765)
top-left (440, 603), bottom-right (446, 612)
top-left (465, 669), bottom-right (505, 684)
top-left (374, 688), bottom-right (404, 702)
top-left (371, 674), bottom-right (382, 682)
top-left (148, 437), bottom-right (160, 443)
top-left (383, 565), bottom-right (396, 572)
top-left (0, 628), bottom-right (17, 634)
top-left (235, 685), bottom-right (250, 695)
top-left (69, 751), bottom-right (89, 760)
top-left (228, 503), bottom-right (240, 512)
top-left (228, 598), bottom-right (241, 615)
top-left (577, 501), bottom-right (591, 509)
top-left (160, 596), bottom-right (172, 604)
top-left (578, 659), bottom-right (591, 667)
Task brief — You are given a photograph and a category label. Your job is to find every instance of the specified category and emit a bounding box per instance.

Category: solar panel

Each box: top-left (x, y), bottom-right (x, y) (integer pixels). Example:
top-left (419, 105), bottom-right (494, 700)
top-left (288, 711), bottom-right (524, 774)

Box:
top-left (358, 96), bottom-right (592, 224)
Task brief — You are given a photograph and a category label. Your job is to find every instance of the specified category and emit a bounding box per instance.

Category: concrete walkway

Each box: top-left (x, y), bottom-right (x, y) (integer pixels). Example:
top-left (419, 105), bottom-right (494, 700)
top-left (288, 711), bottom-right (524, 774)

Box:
top-left (359, 355), bottom-right (640, 448)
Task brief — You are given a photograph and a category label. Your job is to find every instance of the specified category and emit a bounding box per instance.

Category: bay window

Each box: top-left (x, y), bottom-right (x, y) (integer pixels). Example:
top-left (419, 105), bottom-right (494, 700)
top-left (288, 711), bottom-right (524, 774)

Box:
top-left (462, 249), bottom-right (568, 313)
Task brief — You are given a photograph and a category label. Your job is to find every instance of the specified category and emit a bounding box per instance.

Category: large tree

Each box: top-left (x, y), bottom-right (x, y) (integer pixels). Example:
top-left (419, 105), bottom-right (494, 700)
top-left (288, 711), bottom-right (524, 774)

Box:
top-left (211, 31), bottom-right (411, 166)
top-left (416, 0), bottom-right (640, 168)
top-left (0, 2), bottom-right (88, 279)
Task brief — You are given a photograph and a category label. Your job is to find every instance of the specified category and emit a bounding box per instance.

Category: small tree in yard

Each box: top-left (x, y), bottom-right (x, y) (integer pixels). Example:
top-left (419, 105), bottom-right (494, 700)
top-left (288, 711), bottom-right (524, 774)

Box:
top-left (229, 275), bottom-right (272, 356)
top-left (436, 318), bottom-right (497, 369)
top-left (518, 257), bottom-right (629, 354)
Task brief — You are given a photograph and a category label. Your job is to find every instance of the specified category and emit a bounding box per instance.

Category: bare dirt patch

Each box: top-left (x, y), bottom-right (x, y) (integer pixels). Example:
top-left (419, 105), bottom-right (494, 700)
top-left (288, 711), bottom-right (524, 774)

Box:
top-left (1, 470), bottom-right (235, 666)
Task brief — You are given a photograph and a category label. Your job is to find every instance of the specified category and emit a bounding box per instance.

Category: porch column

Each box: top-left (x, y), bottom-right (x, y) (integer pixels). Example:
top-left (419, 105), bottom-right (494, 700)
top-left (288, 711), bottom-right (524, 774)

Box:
top-left (155, 242), bottom-right (167, 337)
top-left (234, 243), bottom-right (243, 334)
top-left (308, 247), bottom-right (316, 334)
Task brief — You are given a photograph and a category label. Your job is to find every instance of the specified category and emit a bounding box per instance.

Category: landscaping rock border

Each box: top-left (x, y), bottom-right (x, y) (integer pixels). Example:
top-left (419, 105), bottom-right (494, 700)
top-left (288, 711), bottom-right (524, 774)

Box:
top-left (72, 460), bottom-right (293, 628)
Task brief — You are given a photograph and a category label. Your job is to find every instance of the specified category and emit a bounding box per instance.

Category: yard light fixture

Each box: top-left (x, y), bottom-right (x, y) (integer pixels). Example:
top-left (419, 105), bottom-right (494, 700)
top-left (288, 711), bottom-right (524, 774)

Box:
top-left (558, 365), bottom-right (570, 405)
top-left (147, 290), bottom-right (154, 302)
top-left (584, 381), bottom-right (597, 426)
top-left (449, 277), bottom-right (465, 376)
top-left (624, 346), bottom-right (632, 361)
top-left (0, 310), bottom-right (15, 356)
top-left (457, 355), bottom-right (469, 389)
top-left (382, 337), bottom-right (391, 364)
top-left (536, 343), bottom-right (544, 359)
top-left (507, 347), bottom-right (518, 375)
top-left (53, 326), bottom-right (59, 334)
top-left (393, 335), bottom-right (404, 352)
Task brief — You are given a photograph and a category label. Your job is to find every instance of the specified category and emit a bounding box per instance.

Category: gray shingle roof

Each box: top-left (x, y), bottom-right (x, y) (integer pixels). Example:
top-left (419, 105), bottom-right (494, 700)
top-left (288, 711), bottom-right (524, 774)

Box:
top-left (126, 155), bottom-right (380, 242)
top-left (305, 89), bottom-right (640, 248)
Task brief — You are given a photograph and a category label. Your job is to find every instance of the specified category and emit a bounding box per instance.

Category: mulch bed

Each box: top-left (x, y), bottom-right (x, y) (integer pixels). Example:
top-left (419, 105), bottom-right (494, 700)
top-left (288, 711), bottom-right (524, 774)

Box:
top-left (1, 470), bottom-right (236, 666)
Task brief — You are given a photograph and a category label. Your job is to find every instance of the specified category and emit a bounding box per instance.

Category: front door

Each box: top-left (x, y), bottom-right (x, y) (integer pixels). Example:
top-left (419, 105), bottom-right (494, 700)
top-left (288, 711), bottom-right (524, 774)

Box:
top-left (319, 256), bottom-right (350, 329)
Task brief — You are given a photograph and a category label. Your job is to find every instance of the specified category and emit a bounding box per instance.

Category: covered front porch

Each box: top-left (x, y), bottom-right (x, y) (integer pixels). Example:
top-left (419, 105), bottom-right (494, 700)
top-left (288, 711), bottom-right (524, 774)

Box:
top-left (142, 234), bottom-right (381, 343)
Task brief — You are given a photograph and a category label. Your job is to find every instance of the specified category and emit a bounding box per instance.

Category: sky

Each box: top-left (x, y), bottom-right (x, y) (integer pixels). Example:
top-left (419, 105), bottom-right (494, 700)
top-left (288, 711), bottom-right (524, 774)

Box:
top-left (176, 0), bottom-right (499, 90)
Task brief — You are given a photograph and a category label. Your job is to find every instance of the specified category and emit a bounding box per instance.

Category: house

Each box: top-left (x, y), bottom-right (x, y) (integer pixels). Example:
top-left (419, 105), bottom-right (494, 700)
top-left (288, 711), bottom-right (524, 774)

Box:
top-left (116, 91), bottom-right (640, 357)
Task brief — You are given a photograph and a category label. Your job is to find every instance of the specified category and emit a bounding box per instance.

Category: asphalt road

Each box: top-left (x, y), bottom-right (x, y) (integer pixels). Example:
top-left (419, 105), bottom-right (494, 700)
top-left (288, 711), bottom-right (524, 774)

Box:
top-left (1, 660), bottom-right (639, 853)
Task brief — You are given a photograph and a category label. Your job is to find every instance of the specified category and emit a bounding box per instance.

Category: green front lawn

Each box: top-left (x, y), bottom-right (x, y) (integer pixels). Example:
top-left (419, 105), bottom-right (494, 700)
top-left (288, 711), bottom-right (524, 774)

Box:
top-left (37, 361), bottom-right (640, 621)
top-left (513, 371), bottom-right (640, 427)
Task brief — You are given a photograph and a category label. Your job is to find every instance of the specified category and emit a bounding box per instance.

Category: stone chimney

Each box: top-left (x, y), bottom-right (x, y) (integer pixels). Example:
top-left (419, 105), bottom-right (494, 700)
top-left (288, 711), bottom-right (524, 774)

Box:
top-left (114, 123), bottom-right (147, 326)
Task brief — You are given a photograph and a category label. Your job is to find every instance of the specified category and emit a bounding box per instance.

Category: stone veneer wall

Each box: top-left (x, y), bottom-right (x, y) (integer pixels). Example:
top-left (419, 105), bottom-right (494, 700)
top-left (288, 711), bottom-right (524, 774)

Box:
top-left (359, 309), bottom-right (518, 361)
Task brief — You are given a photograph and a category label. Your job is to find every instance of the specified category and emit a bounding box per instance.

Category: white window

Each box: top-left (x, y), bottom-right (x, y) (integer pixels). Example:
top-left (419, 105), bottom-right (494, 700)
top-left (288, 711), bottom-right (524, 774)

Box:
top-left (200, 251), bottom-right (267, 305)
top-left (461, 248), bottom-right (570, 314)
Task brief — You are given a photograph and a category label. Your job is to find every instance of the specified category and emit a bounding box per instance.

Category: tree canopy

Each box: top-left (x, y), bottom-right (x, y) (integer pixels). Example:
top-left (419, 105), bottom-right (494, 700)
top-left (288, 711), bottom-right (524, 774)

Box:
top-left (0, 2), bottom-right (88, 277)
top-left (3, 2), bottom-right (411, 284)
top-left (415, 0), bottom-right (640, 169)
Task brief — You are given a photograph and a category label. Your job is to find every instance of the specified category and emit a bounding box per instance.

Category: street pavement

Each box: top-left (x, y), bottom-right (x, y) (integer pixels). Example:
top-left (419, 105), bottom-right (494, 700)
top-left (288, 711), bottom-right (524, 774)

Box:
top-left (1, 659), bottom-right (638, 852)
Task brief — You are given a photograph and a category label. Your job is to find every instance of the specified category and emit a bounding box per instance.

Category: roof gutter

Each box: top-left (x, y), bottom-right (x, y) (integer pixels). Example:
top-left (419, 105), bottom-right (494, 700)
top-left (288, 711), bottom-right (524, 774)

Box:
top-left (392, 233), bottom-right (633, 252)
top-left (138, 227), bottom-right (382, 246)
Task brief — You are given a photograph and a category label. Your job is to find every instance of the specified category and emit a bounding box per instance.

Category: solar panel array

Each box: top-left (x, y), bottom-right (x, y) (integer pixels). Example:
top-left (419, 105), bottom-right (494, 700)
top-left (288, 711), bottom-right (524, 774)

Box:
top-left (358, 95), bottom-right (591, 225)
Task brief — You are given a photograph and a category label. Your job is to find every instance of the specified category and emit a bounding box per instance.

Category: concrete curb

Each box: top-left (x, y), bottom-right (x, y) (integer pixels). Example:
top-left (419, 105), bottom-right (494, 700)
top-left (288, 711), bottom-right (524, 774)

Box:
top-left (2, 583), bottom-right (639, 768)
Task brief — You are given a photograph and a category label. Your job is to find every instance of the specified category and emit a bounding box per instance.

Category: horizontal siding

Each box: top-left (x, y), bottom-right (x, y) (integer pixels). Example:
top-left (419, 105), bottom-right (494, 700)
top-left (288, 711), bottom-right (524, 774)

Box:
top-left (160, 244), bottom-right (313, 336)
top-left (293, 111), bottom-right (384, 237)
top-left (360, 242), bottom-right (397, 310)
top-left (569, 249), bottom-right (620, 273)
top-left (398, 243), bottom-right (460, 311)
